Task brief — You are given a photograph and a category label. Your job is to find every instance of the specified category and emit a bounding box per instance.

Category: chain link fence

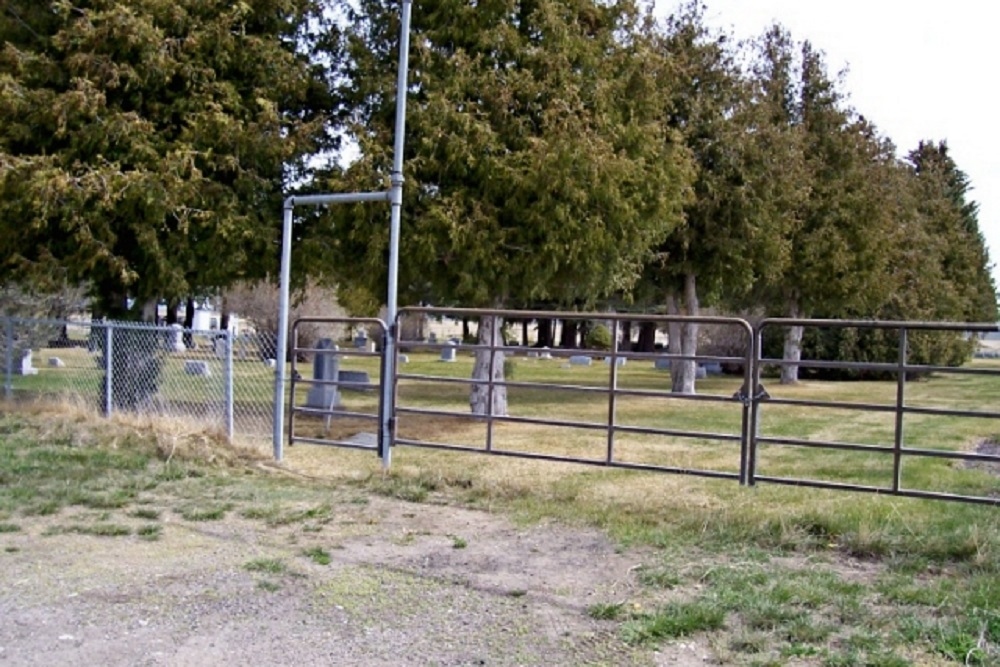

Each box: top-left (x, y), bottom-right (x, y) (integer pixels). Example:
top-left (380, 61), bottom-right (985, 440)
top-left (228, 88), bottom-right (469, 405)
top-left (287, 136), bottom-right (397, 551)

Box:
top-left (1, 317), bottom-right (278, 442)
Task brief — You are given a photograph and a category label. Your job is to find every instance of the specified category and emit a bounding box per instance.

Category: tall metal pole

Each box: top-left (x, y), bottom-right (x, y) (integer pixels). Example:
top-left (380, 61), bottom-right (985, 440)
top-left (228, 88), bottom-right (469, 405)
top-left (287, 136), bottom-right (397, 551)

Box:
top-left (273, 203), bottom-right (295, 461)
top-left (380, 0), bottom-right (413, 470)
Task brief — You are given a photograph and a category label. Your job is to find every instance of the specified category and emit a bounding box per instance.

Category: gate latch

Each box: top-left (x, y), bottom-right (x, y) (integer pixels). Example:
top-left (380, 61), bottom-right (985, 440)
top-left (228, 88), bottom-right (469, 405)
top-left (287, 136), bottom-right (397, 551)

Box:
top-left (732, 384), bottom-right (770, 406)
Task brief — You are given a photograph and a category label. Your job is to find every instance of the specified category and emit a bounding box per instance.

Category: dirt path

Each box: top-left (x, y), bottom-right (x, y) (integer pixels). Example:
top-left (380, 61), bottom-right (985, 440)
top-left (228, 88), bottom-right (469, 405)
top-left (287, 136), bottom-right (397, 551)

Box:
top-left (1, 494), bottom-right (711, 666)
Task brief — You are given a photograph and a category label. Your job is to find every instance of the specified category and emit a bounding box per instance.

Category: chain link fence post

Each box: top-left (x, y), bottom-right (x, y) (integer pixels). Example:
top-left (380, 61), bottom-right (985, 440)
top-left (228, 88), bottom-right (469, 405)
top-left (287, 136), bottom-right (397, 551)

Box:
top-left (4, 317), bottom-right (13, 401)
top-left (103, 323), bottom-right (114, 417)
top-left (224, 329), bottom-right (234, 442)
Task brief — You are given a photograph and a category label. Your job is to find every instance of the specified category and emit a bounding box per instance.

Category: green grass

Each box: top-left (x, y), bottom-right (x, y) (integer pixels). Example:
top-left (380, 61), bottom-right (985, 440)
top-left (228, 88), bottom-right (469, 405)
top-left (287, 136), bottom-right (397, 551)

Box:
top-left (244, 557), bottom-right (286, 574)
top-left (301, 547), bottom-right (332, 565)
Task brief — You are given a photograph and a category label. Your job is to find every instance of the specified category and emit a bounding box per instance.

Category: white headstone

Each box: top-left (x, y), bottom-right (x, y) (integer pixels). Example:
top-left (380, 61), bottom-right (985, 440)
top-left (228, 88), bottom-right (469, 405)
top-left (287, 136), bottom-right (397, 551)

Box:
top-left (168, 324), bottom-right (186, 352)
top-left (539, 347), bottom-right (553, 360)
top-left (604, 356), bottom-right (626, 367)
top-left (18, 349), bottom-right (39, 376)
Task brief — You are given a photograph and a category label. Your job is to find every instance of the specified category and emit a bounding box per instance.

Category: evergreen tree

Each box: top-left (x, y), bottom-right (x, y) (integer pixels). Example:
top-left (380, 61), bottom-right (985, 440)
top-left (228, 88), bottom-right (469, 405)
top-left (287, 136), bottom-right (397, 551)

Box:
top-left (0, 0), bottom-right (338, 319)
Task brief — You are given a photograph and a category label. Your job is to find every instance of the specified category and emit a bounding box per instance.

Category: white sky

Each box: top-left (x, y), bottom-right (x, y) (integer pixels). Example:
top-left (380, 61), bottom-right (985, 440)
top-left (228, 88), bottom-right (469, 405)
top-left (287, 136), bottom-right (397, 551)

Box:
top-left (655, 0), bottom-right (1000, 295)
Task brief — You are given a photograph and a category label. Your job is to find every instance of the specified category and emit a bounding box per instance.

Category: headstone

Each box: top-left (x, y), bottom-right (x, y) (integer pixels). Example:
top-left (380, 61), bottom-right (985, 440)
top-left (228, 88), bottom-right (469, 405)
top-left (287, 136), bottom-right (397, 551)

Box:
top-left (265, 358), bottom-right (276, 368)
top-left (604, 356), bottom-right (627, 367)
top-left (213, 335), bottom-right (228, 360)
top-left (703, 362), bottom-right (723, 375)
top-left (440, 341), bottom-right (457, 362)
top-left (526, 350), bottom-right (539, 359)
top-left (569, 355), bottom-right (592, 366)
top-left (167, 324), bottom-right (186, 352)
top-left (17, 349), bottom-right (39, 376)
top-left (539, 347), bottom-right (553, 360)
top-left (695, 365), bottom-right (708, 379)
top-left (654, 358), bottom-right (671, 370)
top-left (306, 338), bottom-right (341, 409)
top-left (339, 370), bottom-right (373, 392)
top-left (353, 334), bottom-right (368, 349)
top-left (48, 357), bottom-right (66, 368)
top-left (398, 354), bottom-right (409, 364)
top-left (429, 332), bottom-right (438, 343)
top-left (184, 360), bottom-right (211, 377)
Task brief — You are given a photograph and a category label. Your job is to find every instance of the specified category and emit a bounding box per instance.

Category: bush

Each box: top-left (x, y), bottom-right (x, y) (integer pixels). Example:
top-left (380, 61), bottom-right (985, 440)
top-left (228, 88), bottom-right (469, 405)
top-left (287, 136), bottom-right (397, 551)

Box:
top-left (585, 324), bottom-right (612, 351)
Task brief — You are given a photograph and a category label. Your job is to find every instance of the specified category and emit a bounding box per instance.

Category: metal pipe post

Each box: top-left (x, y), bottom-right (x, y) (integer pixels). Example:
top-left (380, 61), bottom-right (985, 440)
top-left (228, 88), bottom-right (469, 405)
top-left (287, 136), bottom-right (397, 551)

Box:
top-left (104, 324), bottom-right (114, 417)
top-left (4, 318), bottom-right (13, 400)
top-left (379, 0), bottom-right (414, 470)
top-left (224, 329), bottom-right (234, 442)
top-left (272, 204), bottom-right (295, 461)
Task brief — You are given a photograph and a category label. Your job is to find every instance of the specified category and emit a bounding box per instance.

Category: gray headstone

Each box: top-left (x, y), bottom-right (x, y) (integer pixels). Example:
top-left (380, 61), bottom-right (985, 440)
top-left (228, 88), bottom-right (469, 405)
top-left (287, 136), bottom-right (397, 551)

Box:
top-left (48, 357), bottom-right (66, 368)
top-left (398, 354), bottom-right (409, 364)
top-left (526, 350), bottom-right (539, 359)
top-left (654, 358), bottom-right (671, 370)
top-left (569, 355), bottom-right (592, 366)
top-left (539, 347), bottom-right (553, 360)
top-left (353, 334), bottom-right (368, 349)
top-left (339, 370), bottom-right (373, 392)
top-left (695, 365), bottom-right (708, 379)
top-left (440, 341), bottom-right (457, 362)
top-left (604, 356), bottom-right (626, 367)
top-left (265, 358), bottom-right (276, 368)
top-left (184, 360), bottom-right (211, 377)
top-left (306, 338), bottom-right (341, 409)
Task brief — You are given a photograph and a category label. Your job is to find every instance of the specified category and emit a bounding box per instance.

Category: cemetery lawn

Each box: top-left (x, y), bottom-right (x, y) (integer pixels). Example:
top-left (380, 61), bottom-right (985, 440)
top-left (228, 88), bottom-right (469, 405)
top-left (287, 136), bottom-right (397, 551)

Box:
top-left (2, 360), bottom-right (1000, 665)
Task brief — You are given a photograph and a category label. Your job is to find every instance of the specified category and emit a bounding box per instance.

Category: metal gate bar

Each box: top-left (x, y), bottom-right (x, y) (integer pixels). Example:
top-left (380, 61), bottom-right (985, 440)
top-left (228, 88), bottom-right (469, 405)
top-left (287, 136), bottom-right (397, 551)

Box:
top-left (393, 307), bottom-right (755, 483)
top-left (751, 318), bottom-right (1000, 505)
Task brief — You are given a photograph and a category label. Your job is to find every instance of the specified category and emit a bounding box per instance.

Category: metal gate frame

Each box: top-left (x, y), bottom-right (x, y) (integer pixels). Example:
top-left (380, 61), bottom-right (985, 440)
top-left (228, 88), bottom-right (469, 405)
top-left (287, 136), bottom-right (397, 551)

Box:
top-left (750, 318), bottom-right (1000, 505)
top-left (287, 317), bottom-right (390, 458)
top-left (280, 309), bottom-right (999, 506)
top-left (392, 307), bottom-right (756, 483)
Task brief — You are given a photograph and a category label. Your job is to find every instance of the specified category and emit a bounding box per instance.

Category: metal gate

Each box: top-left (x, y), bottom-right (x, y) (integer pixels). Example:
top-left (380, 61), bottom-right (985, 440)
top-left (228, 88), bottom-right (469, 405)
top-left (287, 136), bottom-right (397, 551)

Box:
top-left (288, 317), bottom-right (390, 458)
top-left (281, 310), bottom-right (999, 505)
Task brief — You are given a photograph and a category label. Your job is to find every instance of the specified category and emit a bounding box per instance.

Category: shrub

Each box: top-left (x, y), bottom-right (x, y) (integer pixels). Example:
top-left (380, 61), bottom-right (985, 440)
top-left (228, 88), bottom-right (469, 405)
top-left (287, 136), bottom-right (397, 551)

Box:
top-left (585, 324), bottom-right (612, 351)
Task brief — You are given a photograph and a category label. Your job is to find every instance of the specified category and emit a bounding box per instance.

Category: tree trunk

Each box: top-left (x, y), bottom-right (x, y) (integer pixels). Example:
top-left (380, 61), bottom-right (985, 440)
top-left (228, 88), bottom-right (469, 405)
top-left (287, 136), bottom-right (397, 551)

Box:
top-left (636, 322), bottom-right (656, 352)
top-left (219, 294), bottom-right (230, 331)
top-left (165, 299), bottom-right (179, 326)
top-left (140, 298), bottom-right (158, 324)
top-left (470, 314), bottom-right (507, 416)
top-left (560, 320), bottom-right (578, 348)
top-left (183, 297), bottom-right (195, 348)
top-left (536, 318), bottom-right (553, 348)
top-left (521, 320), bottom-right (529, 347)
top-left (462, 318), bottom-right (470, 342)
top-left (668, 274), bottom-right (699, 394)
top-left (620, 321), bottom-right (633, 352)
top-left (781, 296), bottom-right (803, 385)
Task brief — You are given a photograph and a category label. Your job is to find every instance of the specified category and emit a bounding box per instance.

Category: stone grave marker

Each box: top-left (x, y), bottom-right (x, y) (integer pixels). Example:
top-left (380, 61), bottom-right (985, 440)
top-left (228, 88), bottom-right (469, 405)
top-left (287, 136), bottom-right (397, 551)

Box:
top-left (440, 341), bottom-right (457, 362)
top-left (184, 360), bottom-right (211, 376)
top-left (17, 349), bottom-right (39, 376)
top-left (569, 355), bottom-right (592, 366)
top-left (306, 339), bottom-right (341, 409)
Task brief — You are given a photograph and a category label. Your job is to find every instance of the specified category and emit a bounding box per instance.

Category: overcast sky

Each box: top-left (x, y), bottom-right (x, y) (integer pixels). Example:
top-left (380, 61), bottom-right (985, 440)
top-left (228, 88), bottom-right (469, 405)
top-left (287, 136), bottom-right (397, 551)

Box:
top-left (654, 0), bottom-right (1000, 294)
